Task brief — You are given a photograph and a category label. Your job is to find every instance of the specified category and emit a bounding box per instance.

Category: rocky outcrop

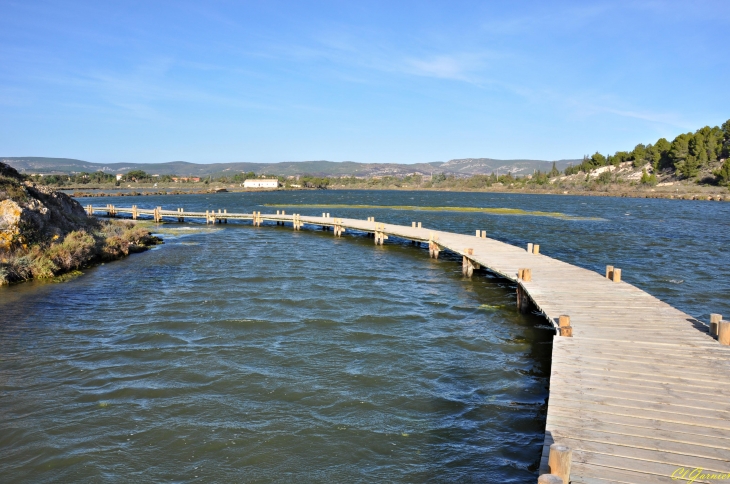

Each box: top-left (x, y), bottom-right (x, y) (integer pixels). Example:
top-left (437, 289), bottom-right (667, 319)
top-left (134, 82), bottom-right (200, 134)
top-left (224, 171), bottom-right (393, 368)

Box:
top-left (0, 162), bottom-right (89, 250)
top-left (1, 161), bottom-right (161, 285)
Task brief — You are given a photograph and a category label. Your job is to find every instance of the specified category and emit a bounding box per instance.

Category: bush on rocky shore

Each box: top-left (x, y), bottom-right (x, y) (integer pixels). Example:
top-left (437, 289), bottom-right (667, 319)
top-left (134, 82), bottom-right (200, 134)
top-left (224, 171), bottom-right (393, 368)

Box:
top-left (0, 162), bottom-right (160, 285)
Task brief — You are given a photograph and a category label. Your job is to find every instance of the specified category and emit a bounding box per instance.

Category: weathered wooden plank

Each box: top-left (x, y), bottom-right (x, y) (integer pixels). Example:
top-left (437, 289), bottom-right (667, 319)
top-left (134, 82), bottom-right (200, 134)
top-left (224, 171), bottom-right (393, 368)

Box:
top-left (546, 425), bottom-right (730, 461)
top-left (547, 397), bottom-right (730, 429)
top-left (546, 414), bottom-right (730, 449)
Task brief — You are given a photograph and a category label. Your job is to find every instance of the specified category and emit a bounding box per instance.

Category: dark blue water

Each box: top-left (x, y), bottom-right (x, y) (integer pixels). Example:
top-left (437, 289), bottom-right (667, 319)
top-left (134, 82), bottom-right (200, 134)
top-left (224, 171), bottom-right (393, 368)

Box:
top-left (1, 190), bottom-right (727, 482)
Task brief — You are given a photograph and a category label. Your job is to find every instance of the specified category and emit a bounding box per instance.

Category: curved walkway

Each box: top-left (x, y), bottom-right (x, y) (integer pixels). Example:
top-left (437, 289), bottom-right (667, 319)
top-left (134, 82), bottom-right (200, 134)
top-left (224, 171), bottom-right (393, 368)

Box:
top-left (90, 206), bottom-right (730, 483)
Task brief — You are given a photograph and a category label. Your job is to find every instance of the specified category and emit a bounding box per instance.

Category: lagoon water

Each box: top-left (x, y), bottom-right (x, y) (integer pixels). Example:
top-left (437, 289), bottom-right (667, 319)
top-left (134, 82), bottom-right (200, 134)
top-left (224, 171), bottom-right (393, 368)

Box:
top-left (1, 190), bottom-right (729, 482)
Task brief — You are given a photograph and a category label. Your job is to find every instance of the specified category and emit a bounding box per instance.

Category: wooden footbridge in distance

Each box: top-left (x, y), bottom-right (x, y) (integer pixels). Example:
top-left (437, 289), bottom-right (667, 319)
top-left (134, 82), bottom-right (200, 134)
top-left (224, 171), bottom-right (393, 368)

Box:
top-left (88, 204), bottom-right (730, 484)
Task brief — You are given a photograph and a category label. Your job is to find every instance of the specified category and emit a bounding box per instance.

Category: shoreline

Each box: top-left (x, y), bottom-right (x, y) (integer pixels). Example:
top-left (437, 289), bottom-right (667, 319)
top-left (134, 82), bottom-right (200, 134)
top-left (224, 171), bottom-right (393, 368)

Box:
top-left (67, 185), bottom-right (729, 202)
top-left (0, 219), bottom-right (162, 286)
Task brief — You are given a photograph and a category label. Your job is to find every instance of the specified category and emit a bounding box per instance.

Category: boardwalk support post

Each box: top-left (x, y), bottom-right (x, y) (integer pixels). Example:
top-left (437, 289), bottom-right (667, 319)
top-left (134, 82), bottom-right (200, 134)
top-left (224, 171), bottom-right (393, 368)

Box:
top-left (516, 285), bottom-right (529, 313)
top-left (428, 233), bottom-right (440, 258)
top-left (374, 223), bottom-right (388, 245)
top-left (334, 218), bottom-right (345, 237)
top-left (710, 314), bottom-right (722, 337)
top-left (548, 443), bottom-right (572, 484)
top-left (533, 244), bottom-right (540, 254)
top-left (612, 268), bottom-right (622, 282)
top-left (224, 209), bottom-right (227, 224)
top-left (559, 315), bottom-right (573, 337)
top-left (481, 230), bottom-right (486, 238)
top-left (606, 265), bottom-right (614, 279)
top-left (519, 268), bottom-right (532, 282)
top-left (462, 248), bottom-right (479, 277)
top-left (527, 242), bottom-right (533, 253)
top-left (719, 321), bottom-right (730, 346)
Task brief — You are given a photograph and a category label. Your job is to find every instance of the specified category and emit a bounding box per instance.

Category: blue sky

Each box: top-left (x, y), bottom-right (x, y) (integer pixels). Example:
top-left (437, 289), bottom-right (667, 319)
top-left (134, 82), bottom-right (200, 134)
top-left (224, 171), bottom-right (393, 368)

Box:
top-left (0, 0), bottom-right (728, 164)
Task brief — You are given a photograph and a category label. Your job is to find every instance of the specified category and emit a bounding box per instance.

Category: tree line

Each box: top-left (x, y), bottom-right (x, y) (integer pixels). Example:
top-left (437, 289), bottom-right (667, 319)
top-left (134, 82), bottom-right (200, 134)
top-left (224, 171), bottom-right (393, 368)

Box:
top-left (565, 119), bottom-right (730, 184)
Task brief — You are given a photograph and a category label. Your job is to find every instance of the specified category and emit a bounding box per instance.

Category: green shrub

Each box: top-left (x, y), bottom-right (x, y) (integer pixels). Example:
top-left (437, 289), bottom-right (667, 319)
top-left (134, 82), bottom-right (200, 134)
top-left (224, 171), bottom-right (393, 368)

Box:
top-left (640, 169), bottom-right (658, 186)
top-left (597, 171), bottom-right (613, 184)
top-left (715, 159), bottom-right (730, 186)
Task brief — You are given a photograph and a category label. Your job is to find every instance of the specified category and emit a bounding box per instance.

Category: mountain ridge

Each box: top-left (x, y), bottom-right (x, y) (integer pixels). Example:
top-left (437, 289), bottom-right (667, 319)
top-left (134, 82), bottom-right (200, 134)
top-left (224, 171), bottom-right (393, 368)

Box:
top-left (1, 157), bottom-right (580, 178)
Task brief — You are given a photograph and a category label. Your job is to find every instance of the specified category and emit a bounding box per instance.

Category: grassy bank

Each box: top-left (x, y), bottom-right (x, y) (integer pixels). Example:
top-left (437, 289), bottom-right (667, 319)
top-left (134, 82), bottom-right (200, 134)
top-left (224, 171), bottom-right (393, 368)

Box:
top-left (0, 218), bottom-right (160, 285)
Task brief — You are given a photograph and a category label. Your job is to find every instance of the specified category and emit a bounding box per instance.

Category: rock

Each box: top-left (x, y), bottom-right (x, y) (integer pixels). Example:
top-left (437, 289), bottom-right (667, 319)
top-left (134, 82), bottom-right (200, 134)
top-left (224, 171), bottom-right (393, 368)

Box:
top-left (1, 162), bottom-right (89, 250)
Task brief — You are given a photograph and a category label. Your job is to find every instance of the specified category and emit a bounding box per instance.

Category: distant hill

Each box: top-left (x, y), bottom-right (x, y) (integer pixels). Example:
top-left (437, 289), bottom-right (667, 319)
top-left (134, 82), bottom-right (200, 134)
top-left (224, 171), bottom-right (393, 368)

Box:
top-left (1, 157), bottom-right (579, 178)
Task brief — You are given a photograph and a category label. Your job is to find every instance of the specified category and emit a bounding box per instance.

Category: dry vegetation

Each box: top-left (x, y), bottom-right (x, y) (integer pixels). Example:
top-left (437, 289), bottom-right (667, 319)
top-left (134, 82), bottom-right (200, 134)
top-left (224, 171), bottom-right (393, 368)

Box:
top-left (1, 162), bottom-right (161, 285)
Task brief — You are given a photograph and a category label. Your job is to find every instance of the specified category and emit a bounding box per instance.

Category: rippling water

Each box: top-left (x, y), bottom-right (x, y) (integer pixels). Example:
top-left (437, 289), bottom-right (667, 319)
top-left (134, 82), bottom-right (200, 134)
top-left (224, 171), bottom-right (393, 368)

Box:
top-left (1, 190), bottom-right (728, 482)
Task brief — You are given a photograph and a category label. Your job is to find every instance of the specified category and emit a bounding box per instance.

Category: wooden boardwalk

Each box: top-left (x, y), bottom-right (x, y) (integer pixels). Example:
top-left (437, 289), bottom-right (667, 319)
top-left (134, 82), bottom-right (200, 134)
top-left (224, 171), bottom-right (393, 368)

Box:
top-left (90, 205), bottom-right (730, 483)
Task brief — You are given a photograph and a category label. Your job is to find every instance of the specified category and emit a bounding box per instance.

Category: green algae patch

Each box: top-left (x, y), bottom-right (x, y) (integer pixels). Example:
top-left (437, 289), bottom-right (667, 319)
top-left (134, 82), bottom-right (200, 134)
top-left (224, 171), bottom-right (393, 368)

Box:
top-left (52, 270), bottom-right (84, 283)
top-left (478, 304), bottom-right (506, 311)
top-left (263, 204), bottom-right (601, 220)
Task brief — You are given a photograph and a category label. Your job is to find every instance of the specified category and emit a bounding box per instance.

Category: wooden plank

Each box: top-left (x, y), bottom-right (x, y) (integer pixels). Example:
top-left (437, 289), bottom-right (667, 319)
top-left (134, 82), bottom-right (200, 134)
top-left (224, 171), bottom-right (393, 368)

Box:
top-left (547, 397), bottom-right (730, 430)
top-left (540, 455), bottom-right (719, 484)
top-left (546, 414), bottom-right (730, 449)
top-left (546, 425), bottom-right (730, 461)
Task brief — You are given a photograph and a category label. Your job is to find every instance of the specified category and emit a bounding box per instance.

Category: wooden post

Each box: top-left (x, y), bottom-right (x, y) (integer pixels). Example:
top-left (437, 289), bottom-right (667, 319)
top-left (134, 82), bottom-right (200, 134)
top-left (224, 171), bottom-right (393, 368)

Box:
top-left (205, 210), bottom-right (210, 224)
top-left (481, 230), bottom-right (486, 238)
top-left (428, 233), bottom-right (439, 258)
top-left (516, 285), bottom-right (530, 313)
top-left (538, 475), bottom-right (563, 484)
top-left (558, 315), bottom-right (570, 328)
top-left (462, 256), bottom-right (473, 277)
top-left (476, 230), bottom-right (480, 237)
top-left (519, 268), bottom-right (532, 282)
top-left (533, 244), bottom-right (540, 254)
top-left (412, 222), bottom-right (416, 228)
top-left (527, 242), bottom-right (533, 253)
top-left (224, 209), bottom-right (227, 223)
top-left (718, 321), bottom-right (730, 346)
top-left (559, 326), bottom-right (573, 337)
top-left (710, 313), bottom-right (722, 337)
top-left (548, 443), bottom-right (572, 484)
top-left (612, 268), bottom-right (622, 283)
top-left (417, 222), bottom-right (422, 228)
top-left (326, 213), bottom-right (330, 218)
top-left (606, 265), bottom-right (614, 279)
